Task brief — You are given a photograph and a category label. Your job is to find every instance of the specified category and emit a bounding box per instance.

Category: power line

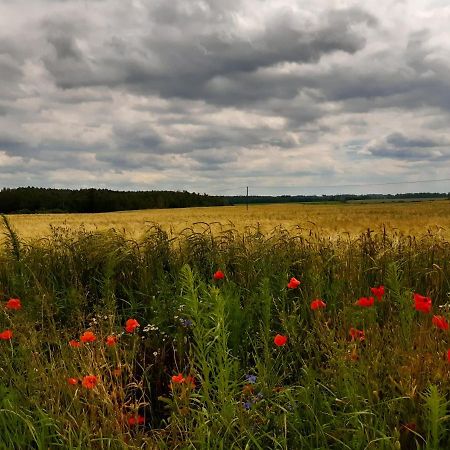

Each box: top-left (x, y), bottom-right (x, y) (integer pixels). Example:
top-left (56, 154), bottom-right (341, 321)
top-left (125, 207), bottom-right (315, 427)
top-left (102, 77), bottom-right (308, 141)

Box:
top-left (248, 177), bottom-right (450, 190)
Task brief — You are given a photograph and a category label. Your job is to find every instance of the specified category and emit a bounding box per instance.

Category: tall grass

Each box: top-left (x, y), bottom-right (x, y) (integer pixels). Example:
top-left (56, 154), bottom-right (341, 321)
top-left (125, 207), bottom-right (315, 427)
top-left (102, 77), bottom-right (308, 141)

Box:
top-left (1, 221), bottom-right (450, 448)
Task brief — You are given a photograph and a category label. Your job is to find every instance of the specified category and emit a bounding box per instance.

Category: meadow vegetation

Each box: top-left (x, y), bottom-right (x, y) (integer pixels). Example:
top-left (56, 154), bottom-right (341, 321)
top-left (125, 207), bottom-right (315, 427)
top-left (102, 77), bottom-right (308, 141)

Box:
top-left (1, 202), bottom-right (450, 449)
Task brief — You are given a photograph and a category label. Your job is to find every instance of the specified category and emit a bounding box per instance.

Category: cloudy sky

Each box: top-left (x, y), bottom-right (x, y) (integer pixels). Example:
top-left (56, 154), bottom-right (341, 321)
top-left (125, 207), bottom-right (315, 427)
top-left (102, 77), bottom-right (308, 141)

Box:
top-left (1, 0), bottom-right (450, 195)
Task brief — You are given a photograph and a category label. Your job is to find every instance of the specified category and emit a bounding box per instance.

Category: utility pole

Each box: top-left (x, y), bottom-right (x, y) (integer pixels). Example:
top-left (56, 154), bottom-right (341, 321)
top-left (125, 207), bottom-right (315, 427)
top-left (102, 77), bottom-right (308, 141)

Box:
top-left (246, 186), bottom-right (249, 211)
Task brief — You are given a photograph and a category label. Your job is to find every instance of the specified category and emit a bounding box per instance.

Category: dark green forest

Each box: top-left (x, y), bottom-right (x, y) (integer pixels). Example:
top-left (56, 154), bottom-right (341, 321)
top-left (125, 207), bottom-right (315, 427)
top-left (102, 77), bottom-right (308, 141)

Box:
top-left (229, 192), bottom-right (449, 204)
top-left (0, 187), bottom-right (227, 213)
top-left (0, 187), bottom-right (448, 213)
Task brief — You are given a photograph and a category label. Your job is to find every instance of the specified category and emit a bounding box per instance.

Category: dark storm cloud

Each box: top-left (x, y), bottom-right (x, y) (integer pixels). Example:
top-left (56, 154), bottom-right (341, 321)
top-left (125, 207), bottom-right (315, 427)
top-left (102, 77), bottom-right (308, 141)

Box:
top-left (112, 123), bottom-right (163, 152)
top-left (109, 119), bottom-right (303, 158)
top-left (1, 0), bottom-right (450, 193)
top-left (41, 3), bottom-right (376, 103)
top-left (42, 19), bottom-right (96, 90)
top-left (295, 28), bottom-right (450, 115)
top-left (47, 31), bottom-right (82, 62)
top-left (365, 133), bottom-right (450, 161)
top-left (0, 136), bottom-right (105, 162)
top-left (0, 54), bottom-right (24, 100)
top-left (0, 137), bottom-right (32, 157)
top-left (386, 133), bottom-right (438, 149)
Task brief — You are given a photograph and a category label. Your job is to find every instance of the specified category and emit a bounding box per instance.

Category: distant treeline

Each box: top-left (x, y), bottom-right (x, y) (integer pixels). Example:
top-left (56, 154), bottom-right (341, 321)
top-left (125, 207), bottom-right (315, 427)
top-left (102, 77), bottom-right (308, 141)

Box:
top-left (0, 187), bottom-right (448, 213)
top-left (229, 192), bottom-right (450, 204)
top-left (0, 187), bottom-right (227, 213)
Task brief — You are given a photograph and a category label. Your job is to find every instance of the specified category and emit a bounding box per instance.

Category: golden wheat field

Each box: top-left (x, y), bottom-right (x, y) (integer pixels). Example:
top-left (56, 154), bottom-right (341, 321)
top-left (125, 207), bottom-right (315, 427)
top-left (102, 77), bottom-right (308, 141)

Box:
top-left (4, 199), bottom-right (450, 240)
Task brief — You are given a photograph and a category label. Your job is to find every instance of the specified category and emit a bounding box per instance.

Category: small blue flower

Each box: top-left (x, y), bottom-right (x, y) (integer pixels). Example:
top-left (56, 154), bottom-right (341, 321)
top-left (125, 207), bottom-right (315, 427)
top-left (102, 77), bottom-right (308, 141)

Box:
top-left (180, 318), bottom-right (193, 328)
top-left (243, 401), bottom-right (252, 410)
top-left (245, 374), bottom-right (257, 384)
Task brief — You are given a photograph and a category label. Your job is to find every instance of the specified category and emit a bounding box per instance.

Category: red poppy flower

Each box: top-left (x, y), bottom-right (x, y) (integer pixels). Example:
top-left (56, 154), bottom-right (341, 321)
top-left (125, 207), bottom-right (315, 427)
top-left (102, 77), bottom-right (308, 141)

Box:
top-left (414, 293), bottom-right (432, 314)
top-left (0, 329), bottom-right (13, 340)
top-left (125, 318), bottom-right (140, 333)
top-left (274, 334), bottom-right (288, 346)
top-left (287, 277), bottom-right (301, 289)
top-left (311, 299), bottom-right (326, 310)
top-left (355, 297), bottom-right (375, 307)
top-left (106, 335), bottom-right (117, 347)
top-left (128, 415), bottom-right (145, 425)
top-left (213, 270), bottom-right (225, 280)
top-left (80, 331), bottom-right (96, 343)
top-left (370, 286), bottom-right (385, 301)
top-left (67, 377), bottom-right (78, 385)
top-left (6, 298), bottom-right (21, 310)
top-left (447, 349), bottom-right (450, 362)
top-left (82, 375), bottom-right (98, 389)
top-left (432, 315), bottom-right (449, 330)
top-left (349, 327), bottom-right (365, 342)
top-left (172, 373), bottom-right (185, 384)
top-left (69, 339), bottom-right (81, 348)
